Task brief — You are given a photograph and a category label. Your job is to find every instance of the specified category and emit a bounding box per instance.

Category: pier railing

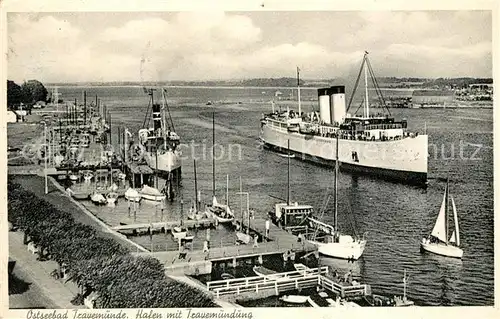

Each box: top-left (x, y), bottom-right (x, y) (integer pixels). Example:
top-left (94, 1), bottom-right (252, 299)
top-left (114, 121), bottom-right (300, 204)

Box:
top-left (206, 266), bottom-right (328, 298)
top-left (318, 275), bottom-right (370, 298)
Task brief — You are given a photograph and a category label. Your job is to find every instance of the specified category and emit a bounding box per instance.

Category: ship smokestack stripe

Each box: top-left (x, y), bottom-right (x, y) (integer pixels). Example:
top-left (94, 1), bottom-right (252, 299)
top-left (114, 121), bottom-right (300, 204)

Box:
top-left (152, 103), bottom-right (162, 131)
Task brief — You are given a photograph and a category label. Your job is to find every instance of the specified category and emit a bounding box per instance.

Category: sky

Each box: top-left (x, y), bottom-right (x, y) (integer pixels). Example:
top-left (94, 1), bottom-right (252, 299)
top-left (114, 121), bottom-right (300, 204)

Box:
top-left (7, 11), bottom-right (493, 83)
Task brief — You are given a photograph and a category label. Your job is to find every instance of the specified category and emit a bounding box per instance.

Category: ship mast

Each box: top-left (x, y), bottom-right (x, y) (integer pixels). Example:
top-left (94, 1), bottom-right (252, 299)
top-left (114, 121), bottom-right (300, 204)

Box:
top-left (287, 139), bottom-right (291, 205)
top-left (297, 66), bottom-right (301, 117)
top-left (161, 89), bottom-right (167, 148)
top-left (364, 52), bottom-right (370, 118)
top-left (212, 112), bottom-right (216, 200)
top-left (334, 134), bottom-right (339, 232)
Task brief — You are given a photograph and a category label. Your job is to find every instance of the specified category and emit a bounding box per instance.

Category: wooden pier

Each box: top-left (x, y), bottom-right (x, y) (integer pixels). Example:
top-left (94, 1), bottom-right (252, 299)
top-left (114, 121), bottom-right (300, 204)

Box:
top-left (133, 219), bottom-right (318, 276)
top-left (205, 266), bottom-right (370, 301)
top-left (111, 218), bottom-right (216, 233)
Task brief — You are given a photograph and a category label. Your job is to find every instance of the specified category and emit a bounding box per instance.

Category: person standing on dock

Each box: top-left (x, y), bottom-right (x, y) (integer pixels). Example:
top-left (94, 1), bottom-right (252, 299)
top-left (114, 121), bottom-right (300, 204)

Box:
top-left (253, 235), bottom-right (259, 248)
top-left (203, 240), bottom-right (209, 253)
top-left (265, 219), bottom-right (270, 239)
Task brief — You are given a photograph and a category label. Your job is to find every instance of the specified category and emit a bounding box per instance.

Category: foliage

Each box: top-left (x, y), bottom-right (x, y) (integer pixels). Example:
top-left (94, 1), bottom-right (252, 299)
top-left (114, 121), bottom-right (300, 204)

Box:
top-left (21, 80), bottom-right (49, 105)
top-left (71, 293), bottom-right (85, 306)
top-left (8, 179), bottom-right (217, 308)
top-left (7, 80), bottom-right (23, 107)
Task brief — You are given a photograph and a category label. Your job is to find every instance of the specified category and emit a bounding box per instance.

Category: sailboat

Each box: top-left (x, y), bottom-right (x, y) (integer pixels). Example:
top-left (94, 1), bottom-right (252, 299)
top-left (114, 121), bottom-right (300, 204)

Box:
top-left (307, 134), bottom-right (367, 260)
top-left (420, 175), bottom-right (463, 258)
top-left (207, 112), bottom-right (235, 223)
top-left (236, 177), bottom-right (252, 244)
top-left (186, 159), bottom-right (209, 220)
top-left (172, 199), bottom-right (194, 241)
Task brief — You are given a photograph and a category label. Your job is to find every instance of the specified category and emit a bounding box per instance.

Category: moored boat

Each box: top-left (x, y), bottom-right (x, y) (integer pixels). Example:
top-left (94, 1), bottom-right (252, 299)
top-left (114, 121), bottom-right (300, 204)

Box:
top-left (253, 266), bottom-right (278, 277)
top-left (106, 192), bottom-right (118, 206)
top-left (280, 295), bottom-right (309, 304)
top-left (90, 192), bottom-right (107, 205)
top-left (124, 188), bottom-right (141, 202)
top-left (172, 226), bottom-right (187, 240)
top-left (138, 88), bottom-right (181, 177)
top-left (306, 135), bottom-right (367, 260)
top-left (139, 185), bottom-right (166, 202)
top-left (207, 115), bottom-right (235, 223)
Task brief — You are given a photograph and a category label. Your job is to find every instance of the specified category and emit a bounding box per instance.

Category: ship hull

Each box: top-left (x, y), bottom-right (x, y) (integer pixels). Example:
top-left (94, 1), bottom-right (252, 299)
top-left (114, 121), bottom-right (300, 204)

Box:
top-left (308, 240), bottom-right (366, 260)
top-left (420, 242), bottom-right (463, 259)
top-left (144, 151), bottom-right (182, 177)
top-left (260, 124), bottom-right (427, 187)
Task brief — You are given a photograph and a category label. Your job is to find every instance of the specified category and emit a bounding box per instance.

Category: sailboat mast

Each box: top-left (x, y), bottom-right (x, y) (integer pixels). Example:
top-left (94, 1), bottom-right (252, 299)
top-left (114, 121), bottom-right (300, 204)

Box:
top-left (194, 159), bottom-right (198, 212)
top-left (226, 174), bottom-right (229, 207)
top-left (240, 176), bottom-right (243, 225)
top-left (445, 174), bottom-right (450, 244)
top-left (287, 139), bottom-right (291, 205)
top-left (297, 66), bottom-right (301, 116)
top-left (212, 112), bottom-right (215, 199)
top-left (334, 134), bottom-right (339, 232)
top-left (403, 270), bottom-right (407, 300)
top-left (364, 52), bottom-right (370, 118)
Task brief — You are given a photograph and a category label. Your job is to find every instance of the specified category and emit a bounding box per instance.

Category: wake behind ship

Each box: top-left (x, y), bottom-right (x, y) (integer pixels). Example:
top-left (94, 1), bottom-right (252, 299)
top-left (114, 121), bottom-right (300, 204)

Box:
top-left (259, 52), bottom-right (428, 186)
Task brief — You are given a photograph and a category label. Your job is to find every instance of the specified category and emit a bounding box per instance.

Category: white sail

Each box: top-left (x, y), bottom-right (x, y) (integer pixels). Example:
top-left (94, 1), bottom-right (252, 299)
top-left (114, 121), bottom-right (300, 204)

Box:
top-left (430, 187), bottom-right (448, 243)
top-left (451, 196), bottom-right (460, 246)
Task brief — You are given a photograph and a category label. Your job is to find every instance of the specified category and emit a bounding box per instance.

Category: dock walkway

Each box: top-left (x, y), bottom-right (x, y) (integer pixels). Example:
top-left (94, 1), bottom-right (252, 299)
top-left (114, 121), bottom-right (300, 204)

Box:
top-left (111, 218), bottom-right (216, 232)
top-left (205, 266), bottom-right (370, 300)
top-left (132, 215), bottom-right (317, 275)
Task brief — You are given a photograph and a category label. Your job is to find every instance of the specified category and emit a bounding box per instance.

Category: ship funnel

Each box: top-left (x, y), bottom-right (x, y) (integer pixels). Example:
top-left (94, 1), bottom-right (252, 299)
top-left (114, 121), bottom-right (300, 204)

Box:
top-left (152, 103), bottom-right (162, 131)
top-left (329, 86), bottom-right (346, 125)
top-left (318, 88), bottom-right (331, 124)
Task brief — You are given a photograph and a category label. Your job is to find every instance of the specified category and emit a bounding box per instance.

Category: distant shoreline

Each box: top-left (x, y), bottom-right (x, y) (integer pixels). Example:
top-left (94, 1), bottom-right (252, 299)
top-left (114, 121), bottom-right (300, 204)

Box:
top-left (45, 84), bottom-right (414, 91)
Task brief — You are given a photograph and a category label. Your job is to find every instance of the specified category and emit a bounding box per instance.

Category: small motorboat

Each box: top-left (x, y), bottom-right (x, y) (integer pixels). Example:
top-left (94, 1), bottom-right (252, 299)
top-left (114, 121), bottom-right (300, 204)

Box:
top-left (69, 174), bottom-right (79, 181)
top-left (139, 185), bottom-right (166, 202)
top-left (124, 188), bottom-right (141, 202)
top-left (83, 172), bottom-right (94, 183)
top-left (106, 192), bottom-right (118, 206)
top-left (172, 226), bottom-right (188, 240)
top-left (293, 263), bottom-right (310, 272)
top-left (108, 183), bottom-right (119, 192)
top-left (221, 273), bottom-right (235, 280)
top-left (253, 266), bottom-right (278, 277)
top-left (280, 295), bottom-right (309, 304)
top-left (187, 207), bottom-right (208, 220)
top-left (90, 192), bottom-right (107, 205)
top-left (236, 231), bottom-right (252, 244)
top-left (278, 153), bottom-right (295, 158)
top-left (69, 188), bottom-right (92, 200)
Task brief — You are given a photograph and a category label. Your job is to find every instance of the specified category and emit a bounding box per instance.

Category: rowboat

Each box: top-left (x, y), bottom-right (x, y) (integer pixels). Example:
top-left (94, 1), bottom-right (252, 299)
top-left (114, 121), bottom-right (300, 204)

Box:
top-left (253, 266), bottom-right (278, 277)
top-left (280, 295), bottom-right (309, 304)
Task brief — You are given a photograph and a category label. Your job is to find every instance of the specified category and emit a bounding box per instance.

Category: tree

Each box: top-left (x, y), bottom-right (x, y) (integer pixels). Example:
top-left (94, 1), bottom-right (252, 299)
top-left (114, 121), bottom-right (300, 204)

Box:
top-left (7, 80), bottom-right (23, 108)
top-left (21, 80), bottom-right (48, 106)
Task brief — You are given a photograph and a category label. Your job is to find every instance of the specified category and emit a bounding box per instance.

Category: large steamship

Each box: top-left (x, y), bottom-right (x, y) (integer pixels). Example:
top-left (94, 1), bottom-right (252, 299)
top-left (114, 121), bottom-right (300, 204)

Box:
top-left (259, 52), bottom-right (428, 186)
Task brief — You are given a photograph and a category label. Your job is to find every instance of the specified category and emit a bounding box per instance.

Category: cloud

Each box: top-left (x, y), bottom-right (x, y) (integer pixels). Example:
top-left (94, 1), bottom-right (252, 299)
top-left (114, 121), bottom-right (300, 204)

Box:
top-left (7, 11), bottom-right (493, 83)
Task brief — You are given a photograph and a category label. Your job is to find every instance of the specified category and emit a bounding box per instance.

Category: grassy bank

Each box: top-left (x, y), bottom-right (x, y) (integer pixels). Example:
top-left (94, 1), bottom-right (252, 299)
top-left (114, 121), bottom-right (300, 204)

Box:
top-left (8, 176), bottom-right (217, 308)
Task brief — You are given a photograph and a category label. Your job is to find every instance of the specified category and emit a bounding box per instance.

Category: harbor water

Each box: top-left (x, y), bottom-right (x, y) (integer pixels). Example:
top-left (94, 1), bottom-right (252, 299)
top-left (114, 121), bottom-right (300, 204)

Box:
top-left (54, 86), bottom-right (493, 306)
